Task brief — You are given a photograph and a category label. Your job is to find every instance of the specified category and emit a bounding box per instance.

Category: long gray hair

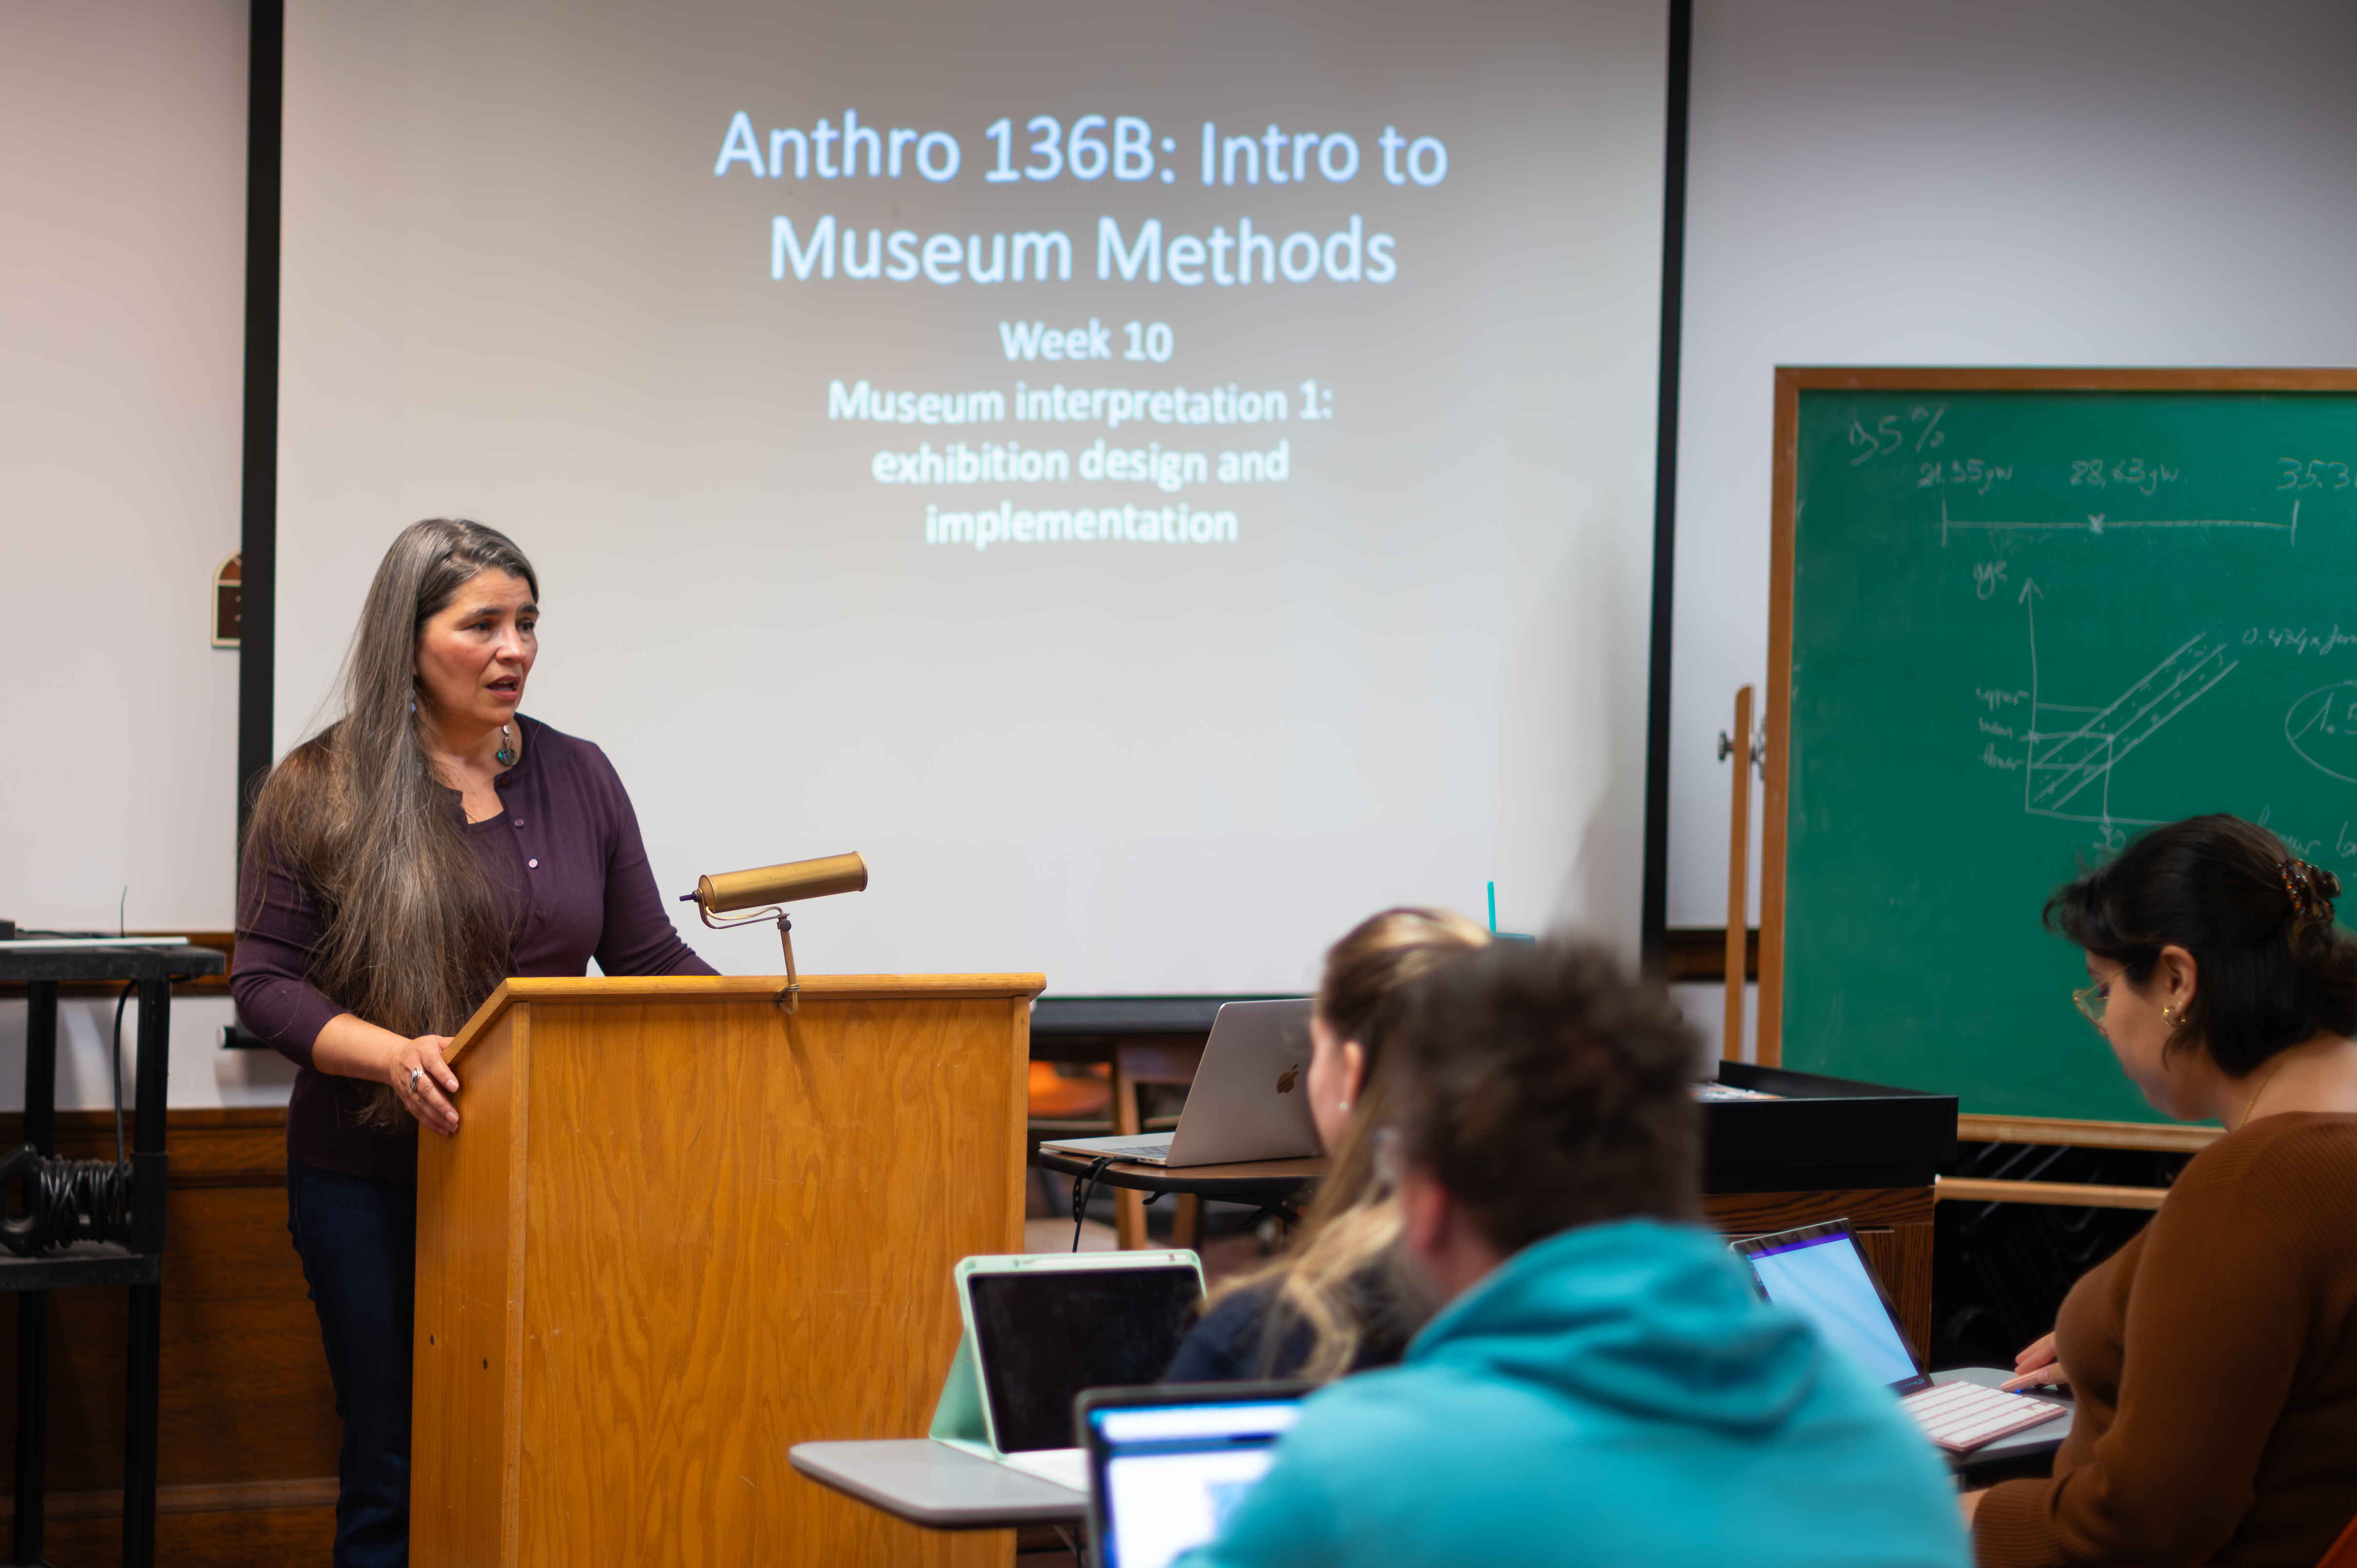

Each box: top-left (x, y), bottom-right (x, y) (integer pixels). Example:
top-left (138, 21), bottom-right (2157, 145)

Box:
top-left (244, 518), bottom-right (539, 1127)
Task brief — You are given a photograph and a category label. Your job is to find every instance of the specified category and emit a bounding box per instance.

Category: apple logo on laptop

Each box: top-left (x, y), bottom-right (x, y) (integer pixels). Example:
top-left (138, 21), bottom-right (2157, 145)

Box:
top-left (1276, 1065), bottom-right (1299, 1093)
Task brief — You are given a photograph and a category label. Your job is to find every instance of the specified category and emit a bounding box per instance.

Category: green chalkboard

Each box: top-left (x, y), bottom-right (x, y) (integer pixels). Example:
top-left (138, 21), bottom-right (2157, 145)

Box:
top-left (1766, 371), bottom-right (2357, 1123)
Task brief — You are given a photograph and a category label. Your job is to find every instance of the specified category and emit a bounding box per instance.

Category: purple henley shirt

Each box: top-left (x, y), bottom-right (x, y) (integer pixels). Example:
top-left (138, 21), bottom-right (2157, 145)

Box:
top-left (233, 714), bottom-right (715, 1183)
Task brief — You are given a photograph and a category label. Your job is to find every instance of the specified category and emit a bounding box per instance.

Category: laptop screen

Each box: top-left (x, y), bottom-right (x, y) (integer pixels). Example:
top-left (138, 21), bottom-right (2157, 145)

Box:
top-left (1740, 1229), bottom-right (1919, 1388)
top-left (965, 1266), bottom-right (1204, 1452)
top-left (1087, 1396), bottom-right (1302, 1568)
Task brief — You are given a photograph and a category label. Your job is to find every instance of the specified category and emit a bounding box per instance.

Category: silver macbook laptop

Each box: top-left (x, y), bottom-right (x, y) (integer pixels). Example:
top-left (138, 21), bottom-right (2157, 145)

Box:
top-left (1037, 999), bottom-right (1318, 1168)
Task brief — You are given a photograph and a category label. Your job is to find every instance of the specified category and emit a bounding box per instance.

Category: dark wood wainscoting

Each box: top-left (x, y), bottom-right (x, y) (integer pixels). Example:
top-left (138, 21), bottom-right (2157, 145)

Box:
top-left (0, 1109), bottom-right (339, 1565)
top-left (1703, 1186), bottom-right (1936, 1358)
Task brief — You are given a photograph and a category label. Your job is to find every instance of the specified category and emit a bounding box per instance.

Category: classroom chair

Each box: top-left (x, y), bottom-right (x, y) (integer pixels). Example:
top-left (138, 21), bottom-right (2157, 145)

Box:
top-left (1026, 1061), bottom-right (1113, 1226)
top-left (1111, 1038), bottom-right (1205, 1251)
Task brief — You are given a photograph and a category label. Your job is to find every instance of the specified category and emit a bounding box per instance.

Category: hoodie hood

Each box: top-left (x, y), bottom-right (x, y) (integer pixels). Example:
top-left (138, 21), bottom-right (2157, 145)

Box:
top-left (1408, 1219), bottom-right (1821, 1436)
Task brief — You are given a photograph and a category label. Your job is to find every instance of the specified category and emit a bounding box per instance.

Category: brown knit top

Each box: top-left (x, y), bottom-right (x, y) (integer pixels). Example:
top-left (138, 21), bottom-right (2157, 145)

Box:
top-left (1974, 1113), bottom-right (2357, 1568)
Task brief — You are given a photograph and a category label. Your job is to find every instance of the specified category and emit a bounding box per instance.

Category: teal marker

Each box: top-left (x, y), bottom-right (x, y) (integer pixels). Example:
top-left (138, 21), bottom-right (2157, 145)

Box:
top-left (1487, 881), bottom-right (1498, 933)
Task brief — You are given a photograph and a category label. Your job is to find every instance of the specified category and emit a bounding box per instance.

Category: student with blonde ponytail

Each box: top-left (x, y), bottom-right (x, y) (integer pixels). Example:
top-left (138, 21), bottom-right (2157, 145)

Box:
top-left (234, 519), bottom-right (713, 1568)
top-left (1165, 908), bottom-right (1490, 1383)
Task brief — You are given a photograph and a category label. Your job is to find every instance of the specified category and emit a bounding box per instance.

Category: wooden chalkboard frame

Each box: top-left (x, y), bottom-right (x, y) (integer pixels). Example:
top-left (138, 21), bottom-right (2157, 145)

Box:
top-left (1761, 366), bottom-right (2357, 1150)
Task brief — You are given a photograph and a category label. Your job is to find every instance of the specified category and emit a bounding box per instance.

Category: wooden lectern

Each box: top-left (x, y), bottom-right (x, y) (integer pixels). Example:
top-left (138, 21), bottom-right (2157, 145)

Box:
top-left (411, 974), bottom-right (1042, 1568)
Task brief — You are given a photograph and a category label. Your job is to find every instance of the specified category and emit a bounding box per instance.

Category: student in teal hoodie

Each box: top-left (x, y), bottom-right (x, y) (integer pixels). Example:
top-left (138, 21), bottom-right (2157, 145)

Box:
top-left (1177, 940), bottom-right (1969, 1568)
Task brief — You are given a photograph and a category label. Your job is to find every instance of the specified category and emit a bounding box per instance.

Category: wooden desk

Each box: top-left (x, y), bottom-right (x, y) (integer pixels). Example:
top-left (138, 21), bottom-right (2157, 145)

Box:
top-left (1029, 1151), bottom-right (1326, 1201)
top-left (1699, 1062), bottom-right (1956, 1356)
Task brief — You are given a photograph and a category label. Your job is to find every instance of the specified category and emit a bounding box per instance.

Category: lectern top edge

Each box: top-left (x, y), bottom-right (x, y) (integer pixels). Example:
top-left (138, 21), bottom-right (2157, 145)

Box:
top-left (444, 973), bottom-right (1048, 1063)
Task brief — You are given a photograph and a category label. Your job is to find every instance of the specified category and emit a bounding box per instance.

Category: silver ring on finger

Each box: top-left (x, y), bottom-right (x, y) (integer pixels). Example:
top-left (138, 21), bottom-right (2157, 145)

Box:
top-left (408, 1067), bottom-right (424, 1092)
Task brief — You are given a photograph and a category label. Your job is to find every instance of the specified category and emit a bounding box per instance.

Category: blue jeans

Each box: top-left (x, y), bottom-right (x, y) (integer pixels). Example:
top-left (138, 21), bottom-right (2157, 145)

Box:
top-left (288, 1159), bottom-right (415, 1568)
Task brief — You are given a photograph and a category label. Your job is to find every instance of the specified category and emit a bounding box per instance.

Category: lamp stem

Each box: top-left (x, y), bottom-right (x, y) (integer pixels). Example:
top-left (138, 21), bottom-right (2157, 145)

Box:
top-left (775, 912), bottom-right (799, 1013)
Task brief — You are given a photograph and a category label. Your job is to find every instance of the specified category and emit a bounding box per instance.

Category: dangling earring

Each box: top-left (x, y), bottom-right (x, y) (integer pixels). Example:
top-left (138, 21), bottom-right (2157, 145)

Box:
top-left (496, 724), bottom-right (516, 766)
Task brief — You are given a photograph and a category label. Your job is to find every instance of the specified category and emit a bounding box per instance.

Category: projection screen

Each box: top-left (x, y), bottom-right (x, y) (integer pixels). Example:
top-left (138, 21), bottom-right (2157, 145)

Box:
top-left (277, 0), bottom-right (1667, 993)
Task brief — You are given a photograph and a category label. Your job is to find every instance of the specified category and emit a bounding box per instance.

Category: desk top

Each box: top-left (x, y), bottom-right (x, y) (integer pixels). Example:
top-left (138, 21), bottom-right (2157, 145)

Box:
top-left (789, 1439), bottom-right (1087, 1528)
top-left (1029, 1149), bottom-right (1327, 1197)
top-left (0, 943), bottom-right (226, 983)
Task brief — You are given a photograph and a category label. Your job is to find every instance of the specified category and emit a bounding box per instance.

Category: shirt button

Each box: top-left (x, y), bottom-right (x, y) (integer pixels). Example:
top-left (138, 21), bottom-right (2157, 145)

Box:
top-left (514, 819), bottom-right (524, 827)
top-left (527, 858), bottom-right (539, 869)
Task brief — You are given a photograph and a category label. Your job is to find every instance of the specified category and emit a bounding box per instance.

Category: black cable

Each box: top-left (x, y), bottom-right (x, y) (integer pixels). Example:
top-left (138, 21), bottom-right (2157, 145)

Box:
top-left (0, 982), bottom-right (141, 1256)
top-left (0, 1145), bottom-right (133, 1255)
top-left (1070, 1156), bottom-right (1113, 1252)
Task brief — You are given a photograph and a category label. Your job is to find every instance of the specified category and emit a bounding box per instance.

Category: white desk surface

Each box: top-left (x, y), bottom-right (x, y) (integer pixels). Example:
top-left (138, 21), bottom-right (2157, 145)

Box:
top-left (789, 1439), bottom-right (1088, 1529)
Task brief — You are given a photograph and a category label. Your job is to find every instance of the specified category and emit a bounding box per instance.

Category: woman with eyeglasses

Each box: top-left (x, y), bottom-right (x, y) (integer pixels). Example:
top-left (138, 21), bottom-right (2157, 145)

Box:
top-left (1965, 814), bottom-right (2357, 1568)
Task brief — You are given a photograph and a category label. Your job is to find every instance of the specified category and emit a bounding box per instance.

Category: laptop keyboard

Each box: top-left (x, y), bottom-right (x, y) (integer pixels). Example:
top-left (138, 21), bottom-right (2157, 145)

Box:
top-left (1901, 1380), bottom-right (2066, 1453)
top-left (1073, 1142), bottom-right (1169, 1161)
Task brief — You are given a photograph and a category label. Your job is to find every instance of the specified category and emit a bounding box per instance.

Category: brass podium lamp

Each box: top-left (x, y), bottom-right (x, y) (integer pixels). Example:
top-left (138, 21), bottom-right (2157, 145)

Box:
top-left (679, 852), bottom-right (867, 1011)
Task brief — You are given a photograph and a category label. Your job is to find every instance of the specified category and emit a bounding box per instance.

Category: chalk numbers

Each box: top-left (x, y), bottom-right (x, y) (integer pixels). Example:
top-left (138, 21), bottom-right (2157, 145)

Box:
top-left (2278, 458), bottom-right (2352, 491)
top-left (1920, 458), bottom-right (2014, 495)
top-left (1848, 405), bottom-right (1947, 467)
top-left (2072, 459), bottom-right (2181, 496)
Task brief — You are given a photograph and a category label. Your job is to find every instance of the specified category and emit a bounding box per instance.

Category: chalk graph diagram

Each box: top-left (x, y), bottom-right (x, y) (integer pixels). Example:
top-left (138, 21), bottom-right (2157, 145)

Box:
top-left (2015, 579), bottom-right (2239, 829)
top-left (1942, 492), bottom-right (2302, 547)
top-left (2286, 683), bottom-right (2357, 784)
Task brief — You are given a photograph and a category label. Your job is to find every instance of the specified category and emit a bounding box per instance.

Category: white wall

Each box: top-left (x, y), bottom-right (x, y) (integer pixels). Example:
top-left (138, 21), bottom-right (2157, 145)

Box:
top-left (1669, 0), bottom-right (2357, 933)
top-left (0, 1), bottom-right (256, 1107)
top-left (0, 1), bottom-right (249, 932)
top-left (0, 995), bottom-right (299, 1113)
top-left (19, 0), bottom-right (2357, 1093)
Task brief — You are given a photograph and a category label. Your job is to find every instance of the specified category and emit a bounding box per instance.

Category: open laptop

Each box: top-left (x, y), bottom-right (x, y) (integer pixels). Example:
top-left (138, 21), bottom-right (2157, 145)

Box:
top-left (1730, 1220), bottom-right (2069, 1457)
top-left (930, 1251), bottom-right (1206, 1492)
top-left (1036, 999), bottom-right (1317, 1168)
top-left (1077, 1382), bottom-right (1313, 1568)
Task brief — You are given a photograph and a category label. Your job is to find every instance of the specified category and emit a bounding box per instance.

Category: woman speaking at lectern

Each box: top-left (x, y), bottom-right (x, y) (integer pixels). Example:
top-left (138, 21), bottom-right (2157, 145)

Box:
top-left (233, 518), bottom-right (713, 1568)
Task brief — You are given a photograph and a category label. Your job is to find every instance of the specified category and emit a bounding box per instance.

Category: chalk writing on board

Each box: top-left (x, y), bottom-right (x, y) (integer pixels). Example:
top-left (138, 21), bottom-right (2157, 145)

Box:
top-left (1973, 558), bottom-right (2009, 598)
top-left (1920, 459), bottom-right (2014, 495)
top-left (1941, 493), bottom-right (2301, 547)
top-left (2001, 576), bottom-right (2240, 829)
top-left (2277, 459), bottom-right (2351, 491)
top-left (2245, 626), bottom-right (2357, 657)
top-left (2069, 459), bottom-right (2180, 495)
top-left (1847, 405), bottom-right (1948, 465)
top-left (2286, 682), bottom-right (2357, 783)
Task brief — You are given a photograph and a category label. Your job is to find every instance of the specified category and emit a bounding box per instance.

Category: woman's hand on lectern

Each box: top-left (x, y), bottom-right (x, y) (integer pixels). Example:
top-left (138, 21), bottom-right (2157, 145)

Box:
top-left (310, 1013), bottom-right (465, 1136)
top-left (1999, 1330), bottom-right (2068, 1391)
top-left (391, 1035), bottom-right (462, 1136)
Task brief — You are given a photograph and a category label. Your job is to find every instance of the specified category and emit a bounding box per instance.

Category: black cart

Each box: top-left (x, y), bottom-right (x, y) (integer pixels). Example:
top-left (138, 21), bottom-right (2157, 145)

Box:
top-left (0, 942), bottom-right (223, 1568)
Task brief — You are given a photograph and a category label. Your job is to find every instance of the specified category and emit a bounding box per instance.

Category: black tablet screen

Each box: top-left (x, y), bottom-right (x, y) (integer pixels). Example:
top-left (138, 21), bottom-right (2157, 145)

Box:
top-left (967, 1266), bottom-right (1204, 1453)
